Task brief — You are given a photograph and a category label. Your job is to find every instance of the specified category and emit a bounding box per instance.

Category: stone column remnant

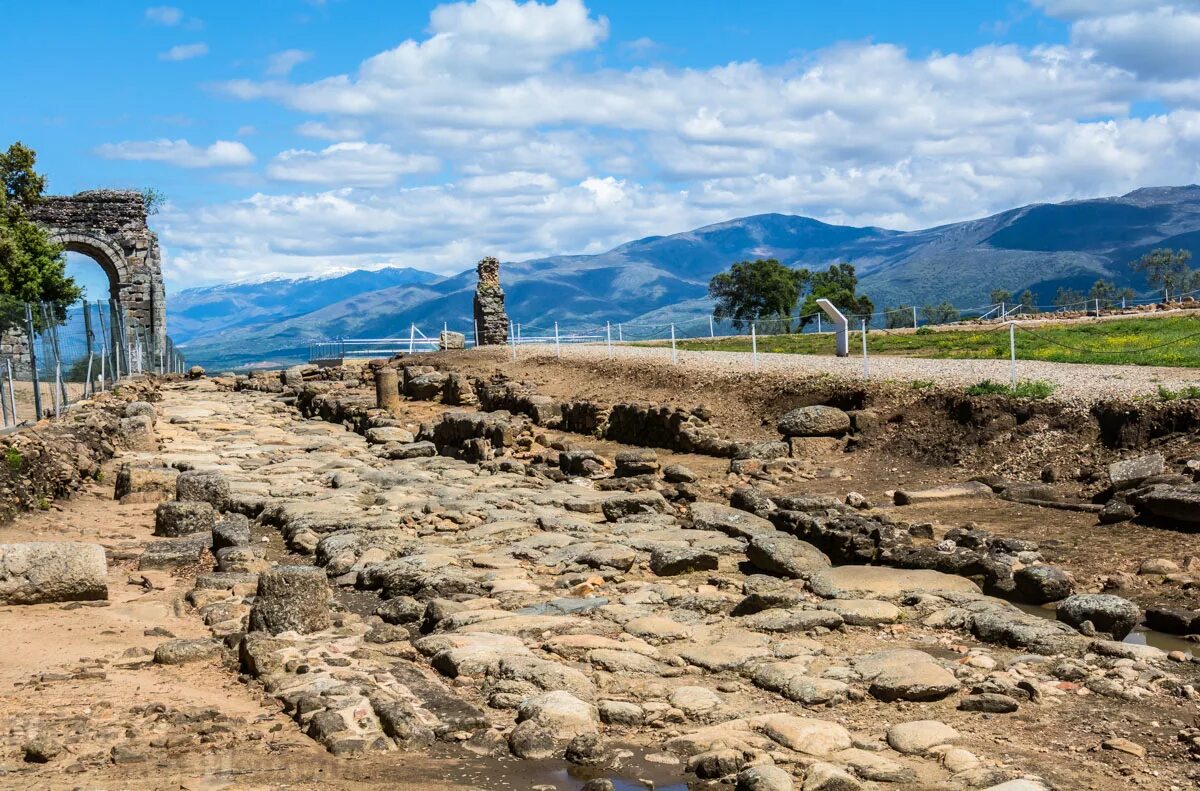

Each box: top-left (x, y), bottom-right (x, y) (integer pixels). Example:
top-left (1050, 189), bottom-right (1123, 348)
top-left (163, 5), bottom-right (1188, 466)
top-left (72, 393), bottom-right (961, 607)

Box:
top-left (472, 256), bottom-right (509, 345)
top-left (375, 367), bottom-right (402, 413)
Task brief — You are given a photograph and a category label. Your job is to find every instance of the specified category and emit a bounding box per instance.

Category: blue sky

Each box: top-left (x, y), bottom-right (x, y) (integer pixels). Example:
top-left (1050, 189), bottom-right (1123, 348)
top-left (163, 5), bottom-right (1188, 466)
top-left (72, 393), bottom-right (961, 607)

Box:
top-left (3, 0), bottom-right (1199, 295)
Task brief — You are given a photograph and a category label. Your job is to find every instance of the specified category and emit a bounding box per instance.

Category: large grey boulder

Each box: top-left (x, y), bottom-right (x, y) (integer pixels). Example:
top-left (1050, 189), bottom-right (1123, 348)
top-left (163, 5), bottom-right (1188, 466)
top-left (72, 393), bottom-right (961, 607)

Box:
top-left (746, 534), bottom-right (831, 580)
top-left (119, 415), bottom-right (155, 451)
top-left (1108, 454), bottom-right (1164, 491)
top-left (691, 501), bottom-right (775, 539)
top-left (1013, 565), bottom-right (1073, 604)
top-left (601, 491), bottom-right (669, 521)
top-left (212, 513), bottom-right (252, 551)
top-left (249, 565), bottom-right (332, 635)
top-left (123, 401), bottom-right (157, 426)
top-left (0, 542), bottom-right (107, 604)
top-left (153, 501), bottom-right (216, 537)
top-left (176, 469), bottom-right (231, 511)
top-left (650, 545), bottom-right (719, 576)
top-left (1129, 484), bottom-right (1200, 524)
top-left (407, 372), bottom-right (447, 401)
top-left (776, 406), bottom-right (850, 437)
top-left (1057, 594), bottom-right (1141, 640)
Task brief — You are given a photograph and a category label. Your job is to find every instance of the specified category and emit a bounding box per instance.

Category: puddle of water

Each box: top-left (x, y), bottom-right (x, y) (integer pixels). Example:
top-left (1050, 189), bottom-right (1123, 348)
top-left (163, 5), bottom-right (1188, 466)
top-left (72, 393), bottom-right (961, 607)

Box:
top-left (1012, 601), bottom-right (1196, 658)
top-left (443, 753), bottom-right (690, 791)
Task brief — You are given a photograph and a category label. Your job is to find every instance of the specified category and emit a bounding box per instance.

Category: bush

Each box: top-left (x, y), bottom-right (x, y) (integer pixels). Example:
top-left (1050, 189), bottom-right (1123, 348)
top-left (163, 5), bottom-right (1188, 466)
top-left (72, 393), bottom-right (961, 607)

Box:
top-left (965, 379), bottom-right (1055, 399)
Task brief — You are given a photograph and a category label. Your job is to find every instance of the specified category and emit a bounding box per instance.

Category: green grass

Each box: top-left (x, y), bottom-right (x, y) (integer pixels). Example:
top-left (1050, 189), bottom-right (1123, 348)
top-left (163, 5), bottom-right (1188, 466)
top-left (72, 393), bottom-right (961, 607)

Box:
top-left (665, 316), bottom-right (1200, 367)
top-left (965, 379), bottom-right (1056, 399)
top-left (1158, 384), bottom-right (1200, 401)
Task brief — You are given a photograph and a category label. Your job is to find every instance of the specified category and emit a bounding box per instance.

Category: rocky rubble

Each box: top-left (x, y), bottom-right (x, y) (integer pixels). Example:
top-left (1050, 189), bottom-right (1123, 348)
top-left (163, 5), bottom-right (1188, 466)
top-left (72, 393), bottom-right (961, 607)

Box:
top-left (112, 377), bottom-right (1200, 789)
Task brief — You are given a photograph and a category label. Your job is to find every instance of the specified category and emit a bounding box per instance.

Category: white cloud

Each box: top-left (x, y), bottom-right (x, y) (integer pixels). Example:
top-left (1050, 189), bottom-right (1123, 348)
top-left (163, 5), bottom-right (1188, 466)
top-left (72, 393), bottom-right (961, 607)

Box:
top-left (96, 139), bottom-right (255, 168)
top-left (155, 0), bottom-right (1200, 287)
top-left (296, 120), bottom-right (364, 140)
top-left (266, 49), bottom-right (313, 76)
top-left (266, 142), bottom-right (439, 186)
top-left (145, 5), bottom-right (183, 25)
top-left (160, 43), bottom-right (208, 61)
top-left (1071, 6), bottom-right (1200, 79)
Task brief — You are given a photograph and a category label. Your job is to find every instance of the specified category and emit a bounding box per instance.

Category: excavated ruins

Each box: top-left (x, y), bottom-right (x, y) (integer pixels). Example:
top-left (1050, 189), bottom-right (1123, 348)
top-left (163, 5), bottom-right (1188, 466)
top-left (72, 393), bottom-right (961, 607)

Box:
top-left (1, 351), bottom-right (1199, 790)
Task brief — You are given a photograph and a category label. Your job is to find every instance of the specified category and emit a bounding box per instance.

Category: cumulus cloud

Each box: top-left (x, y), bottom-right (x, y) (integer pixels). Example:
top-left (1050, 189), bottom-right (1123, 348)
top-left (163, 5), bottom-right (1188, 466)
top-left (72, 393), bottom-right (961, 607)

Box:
top-left (157, 0), bottom-right (1200, 286)
top-left (160, 43), bottom-right (208, 61)
top-left (266, 49), bottom-right (313, 76)
top-left (95, 139), bottom-right (255, 168)
top-left (145, 5), bottom-right (183, 25)
top-left (266, 142), bottom-right (439, 186)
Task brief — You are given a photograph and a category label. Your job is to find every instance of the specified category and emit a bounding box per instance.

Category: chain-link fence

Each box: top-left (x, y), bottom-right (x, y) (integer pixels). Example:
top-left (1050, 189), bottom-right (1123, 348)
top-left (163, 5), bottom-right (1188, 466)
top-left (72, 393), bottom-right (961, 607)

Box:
top-left (0, 297), bottom-right (186, 427)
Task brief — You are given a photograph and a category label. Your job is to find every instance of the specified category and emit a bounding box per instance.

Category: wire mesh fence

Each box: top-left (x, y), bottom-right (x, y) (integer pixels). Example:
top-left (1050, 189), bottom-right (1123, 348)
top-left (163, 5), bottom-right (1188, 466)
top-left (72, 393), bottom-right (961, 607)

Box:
top-left (0, 297), bottom-right (187, 428)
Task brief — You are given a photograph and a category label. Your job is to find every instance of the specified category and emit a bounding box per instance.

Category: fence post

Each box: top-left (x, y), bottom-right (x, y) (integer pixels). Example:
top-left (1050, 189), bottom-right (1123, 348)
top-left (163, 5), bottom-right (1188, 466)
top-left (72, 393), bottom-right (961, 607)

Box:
top-left (817, 314), bottom-right (821, 334)
top-left (751, 322), bottom-right (758, 372)
top-left (25, 304), bottom-right (42, 420)
top-left (606, 321), bottom-right (612, 359)
top-left (408, 323), bottom-right (415, 354)
top-left (1095, 298), bottom-right (1100, 318)
top-left (509, 321), bottom-right (517, 361)
top-left (0, 364), bottom-right (8, 427)
top-left (708, 316), bottom-right (714, 339)
top-left (53, 361), bottom-right (62, 418)
top-left (1009, 321), bottom-right (1017, 390)
top-left (83, 299), bottom-right (95, 396)
top-left (861, 319), bottom-right (869, 378)
top-left (912, 306), bottom-right (918, 329)
top-left (517, 323), bottom-right (521, 344)
top-left (670, 323), bottom-right (677, 365)
top-left (5, 359), bottom-right (15, 426)
top-left (618, 324), bottom-right (623, 342)
top-left (472, 318), bottom-right (479, 347)
top-left (554, 322), bottom-right (561, 359)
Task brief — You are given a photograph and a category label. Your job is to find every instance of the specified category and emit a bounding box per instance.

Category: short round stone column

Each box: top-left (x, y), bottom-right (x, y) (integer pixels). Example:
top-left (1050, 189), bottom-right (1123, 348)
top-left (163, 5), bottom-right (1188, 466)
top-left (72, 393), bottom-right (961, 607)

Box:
top-left (375, 367), bottom-right (402, 413)
top-left (248, 565), bottom-right (332, 635)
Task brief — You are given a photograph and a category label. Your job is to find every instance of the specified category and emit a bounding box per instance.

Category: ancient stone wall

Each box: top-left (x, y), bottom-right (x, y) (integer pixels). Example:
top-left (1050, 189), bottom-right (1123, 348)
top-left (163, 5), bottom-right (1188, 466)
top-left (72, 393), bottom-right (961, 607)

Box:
top-left (471, 256), bottom-right (508, 345)
top-left (28, 190), bottom-right (166, 347)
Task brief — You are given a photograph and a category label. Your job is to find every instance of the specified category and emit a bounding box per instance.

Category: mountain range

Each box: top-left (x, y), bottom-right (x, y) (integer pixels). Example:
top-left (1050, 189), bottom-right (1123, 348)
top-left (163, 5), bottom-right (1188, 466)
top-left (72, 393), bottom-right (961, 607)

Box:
top-left (172, 185), bottom-right (1200, 369)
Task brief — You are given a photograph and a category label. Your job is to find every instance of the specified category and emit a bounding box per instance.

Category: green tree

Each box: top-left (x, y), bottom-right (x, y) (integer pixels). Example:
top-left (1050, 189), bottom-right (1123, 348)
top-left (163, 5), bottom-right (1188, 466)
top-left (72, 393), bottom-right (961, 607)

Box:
top-left (797, 263), bottom-right (873, 329)
top-left (1132, 248), bottom-right (1193, 300)
top-left (0, 142), bottom-right (82, 332)
top-left (1054, 286), bottom-right (1086, 309)
top-left (884, 304), bottom-right (915, 329)
top-left (920, 301), bottom-right (960, 325)
top-left (709, 258), bottom-right (809, 332)
top-left (989, 289), bottom-right (1012, 306)
top-left (1019, 289), bottom-right (1035, 311)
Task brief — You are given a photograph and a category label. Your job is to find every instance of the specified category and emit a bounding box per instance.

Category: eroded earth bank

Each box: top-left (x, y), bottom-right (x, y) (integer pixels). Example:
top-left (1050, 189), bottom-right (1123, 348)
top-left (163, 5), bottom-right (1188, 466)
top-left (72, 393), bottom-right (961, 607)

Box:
top-left (1, 350), bottom-right (1199, 791)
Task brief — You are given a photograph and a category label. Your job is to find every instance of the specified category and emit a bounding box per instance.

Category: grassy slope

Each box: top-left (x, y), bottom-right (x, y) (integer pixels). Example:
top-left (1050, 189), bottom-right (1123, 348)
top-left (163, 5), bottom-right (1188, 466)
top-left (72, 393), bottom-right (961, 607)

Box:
top-left (667, 316), bottom-right (1200, 368)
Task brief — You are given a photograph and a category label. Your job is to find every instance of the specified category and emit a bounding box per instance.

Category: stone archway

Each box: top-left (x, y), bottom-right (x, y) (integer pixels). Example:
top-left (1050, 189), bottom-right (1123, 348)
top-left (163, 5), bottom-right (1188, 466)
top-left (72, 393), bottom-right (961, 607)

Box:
top-left (28, 190), bottom-right (166, 347)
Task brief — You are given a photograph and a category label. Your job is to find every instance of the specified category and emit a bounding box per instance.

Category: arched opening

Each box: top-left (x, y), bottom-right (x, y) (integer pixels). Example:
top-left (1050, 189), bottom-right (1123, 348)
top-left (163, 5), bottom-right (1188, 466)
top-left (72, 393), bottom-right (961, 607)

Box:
top-left (65, 251), bottom-right (119, 303)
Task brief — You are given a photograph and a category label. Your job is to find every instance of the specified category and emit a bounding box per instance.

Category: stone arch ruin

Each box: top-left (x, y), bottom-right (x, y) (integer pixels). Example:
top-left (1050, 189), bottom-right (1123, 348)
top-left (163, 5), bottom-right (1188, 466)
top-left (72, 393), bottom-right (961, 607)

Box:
top-left (28, 190), bottom-right (166, 346)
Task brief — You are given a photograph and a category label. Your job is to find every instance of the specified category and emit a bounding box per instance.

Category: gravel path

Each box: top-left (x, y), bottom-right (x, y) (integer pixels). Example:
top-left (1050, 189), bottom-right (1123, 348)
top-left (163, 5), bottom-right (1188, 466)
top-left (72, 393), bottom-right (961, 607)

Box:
top-left (513, 343), bottom-right (1200, 401)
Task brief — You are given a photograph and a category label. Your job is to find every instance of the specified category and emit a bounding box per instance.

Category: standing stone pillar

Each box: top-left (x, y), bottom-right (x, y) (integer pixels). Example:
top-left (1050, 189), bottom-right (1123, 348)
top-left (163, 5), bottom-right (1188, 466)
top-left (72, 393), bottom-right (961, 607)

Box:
top-left (375, 367), bottom-right (402, 413)
top-left (472, 256), bottom-right (509, 346)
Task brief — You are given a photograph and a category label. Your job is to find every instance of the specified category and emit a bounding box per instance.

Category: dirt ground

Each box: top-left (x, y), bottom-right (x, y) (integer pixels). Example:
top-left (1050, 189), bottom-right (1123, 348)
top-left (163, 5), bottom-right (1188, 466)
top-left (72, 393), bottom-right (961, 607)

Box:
top-left (2, 355), bottom-right (1199, 789)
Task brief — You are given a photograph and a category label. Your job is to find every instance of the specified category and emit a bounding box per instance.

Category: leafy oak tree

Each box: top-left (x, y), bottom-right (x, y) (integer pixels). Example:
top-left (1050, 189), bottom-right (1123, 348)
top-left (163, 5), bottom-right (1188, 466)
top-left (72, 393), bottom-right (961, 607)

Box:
top-left (797, 263), bottom-right (873, 329)
top-left (0, 142), bottom-right (82, 331)
top-left (709, 258), bottom-right (809, 332)
top-left (1132, 248), bottom-right (1194, 301)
